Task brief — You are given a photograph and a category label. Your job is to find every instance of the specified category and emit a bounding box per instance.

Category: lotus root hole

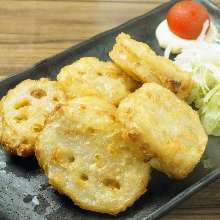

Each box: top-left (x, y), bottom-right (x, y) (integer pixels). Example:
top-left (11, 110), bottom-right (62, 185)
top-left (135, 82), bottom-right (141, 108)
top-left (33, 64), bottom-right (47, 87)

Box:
top-left (88, 127), bottom-right (95, 133)
top-left (80, 104), bottom-right (86, 110)
top-left (68, 155), bottom-right (75, 163)
top-left (14, 114), bottom-right (28, 123)
top-left (95, 154), bottom-right (101, 161)
top-left (31, 89), bottom-right (47, 99)
top-left (32, 124), bottom-right (43, 133)
top-left (80, 173), bottom-right (89, 181)
top-left (103, 178), bottom-right (120, 189)
top-left (14, 99), bottom-right (30, 109)
top-left (53, 97), bottom-right (59, 102)
top-left (97, 72), bottom-right (102, 76)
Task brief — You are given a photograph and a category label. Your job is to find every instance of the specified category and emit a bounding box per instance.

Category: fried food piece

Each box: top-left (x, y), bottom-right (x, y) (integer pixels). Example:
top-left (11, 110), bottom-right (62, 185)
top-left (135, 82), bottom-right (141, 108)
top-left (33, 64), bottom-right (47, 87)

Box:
top-left (36, 96), bottom-right (150, 215)
top-left (57, 57), bottom-right (139, 105)
top-left (118, 83), bottom-right (207, 179)
top-left (109, 33), bottom-right (193, 99)
top-left (0, 98), bottom-right (4, 141)
top-left (1, 78), bottom-right (65, 157)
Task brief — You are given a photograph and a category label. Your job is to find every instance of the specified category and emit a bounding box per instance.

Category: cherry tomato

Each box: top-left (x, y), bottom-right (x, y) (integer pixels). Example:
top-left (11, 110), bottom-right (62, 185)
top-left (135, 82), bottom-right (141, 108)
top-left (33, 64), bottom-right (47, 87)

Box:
top-left (167, 0), bottom-right (210, 40)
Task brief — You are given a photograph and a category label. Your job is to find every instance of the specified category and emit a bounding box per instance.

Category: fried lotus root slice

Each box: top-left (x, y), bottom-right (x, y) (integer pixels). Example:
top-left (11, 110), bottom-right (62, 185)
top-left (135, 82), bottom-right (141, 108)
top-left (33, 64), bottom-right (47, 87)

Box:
top-left (1, 78), bottom-right (65, 157)
top-left (57, 57), bottom-right (139, 105)
top-left (109, 33), bottom-right (193, 99)
top-left (117, 83), bottom-right (207, 179)
top-left (36, 96), bottom-right (150, 215)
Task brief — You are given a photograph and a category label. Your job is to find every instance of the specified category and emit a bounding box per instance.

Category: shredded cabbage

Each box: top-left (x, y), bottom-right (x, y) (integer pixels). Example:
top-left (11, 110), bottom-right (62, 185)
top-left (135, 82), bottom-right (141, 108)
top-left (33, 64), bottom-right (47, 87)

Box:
top-left (175, 42), bottom-right (220, 108)
top-left (175, 41), bottom-right (220, 135)
top-left (200, 85), bottom-right (220, 136)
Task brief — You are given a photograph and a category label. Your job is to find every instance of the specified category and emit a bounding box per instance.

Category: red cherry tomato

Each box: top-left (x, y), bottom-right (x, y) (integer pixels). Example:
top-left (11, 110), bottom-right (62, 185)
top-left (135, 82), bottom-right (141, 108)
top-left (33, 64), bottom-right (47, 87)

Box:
top-left (167, 0), bottom-right (210, 40)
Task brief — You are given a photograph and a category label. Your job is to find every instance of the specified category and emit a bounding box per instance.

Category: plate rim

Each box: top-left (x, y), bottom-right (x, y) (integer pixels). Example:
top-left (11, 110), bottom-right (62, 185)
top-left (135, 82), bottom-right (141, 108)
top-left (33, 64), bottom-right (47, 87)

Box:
top-left (147, 168), bottom-right (220, 219)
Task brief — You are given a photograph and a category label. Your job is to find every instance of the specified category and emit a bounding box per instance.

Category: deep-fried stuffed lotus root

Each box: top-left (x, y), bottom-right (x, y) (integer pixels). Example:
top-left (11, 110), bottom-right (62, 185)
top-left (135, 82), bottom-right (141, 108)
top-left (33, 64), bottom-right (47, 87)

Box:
top-left (57, 57), bottom-right (139, 105)
top-left (118, 83), bottom-right (207, 179)
top-left (1, 78), bottom-right (65, 157)
top-left (109, 33), bottom-right (193, 99)
top-left (36, 96), bottom-right (150, 215)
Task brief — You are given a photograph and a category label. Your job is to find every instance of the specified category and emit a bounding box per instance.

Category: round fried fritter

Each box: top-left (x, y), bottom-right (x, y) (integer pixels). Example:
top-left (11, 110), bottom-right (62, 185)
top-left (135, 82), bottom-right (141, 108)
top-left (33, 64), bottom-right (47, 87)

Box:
top-left (117, 83), bottom-right (207, 179)
top-left (1, 78), bottom-right (65, 157)
top-left (36, 96), bottom-right (150, 215)
top-left (57, 57), bottom-right (139, 105)
top-left (109, 33), bottom-right (193, 99)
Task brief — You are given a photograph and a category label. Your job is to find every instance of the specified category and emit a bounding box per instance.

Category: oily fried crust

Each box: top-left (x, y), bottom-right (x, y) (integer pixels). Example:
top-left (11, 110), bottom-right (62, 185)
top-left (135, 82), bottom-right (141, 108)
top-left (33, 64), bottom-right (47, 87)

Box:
top-left (1, 78), bottom-right (65, 157)
top-left (1, 95), bottom-right (35, 157)
top-left (109, 33), bottom-right (193, 99)
top-left (57, 57), bottom-right (139, 105)
top-left (1, 121), bottom-right (33, 157)
top-left (36, 96), bottom-right (150, 215)
top-left (0, 98), bottom-right (3, 143)
top-left (117, 83), bottom-right (208, 179)
top-left (1, 137), bottom-right (33, 157)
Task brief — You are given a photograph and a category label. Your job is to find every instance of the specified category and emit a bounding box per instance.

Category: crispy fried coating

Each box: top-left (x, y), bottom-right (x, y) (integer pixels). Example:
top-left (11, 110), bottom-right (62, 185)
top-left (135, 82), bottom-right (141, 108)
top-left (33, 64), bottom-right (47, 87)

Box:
top-left (117, 83), bottom-right (207, 179)
top-left (0, 99), bottom-right (4, 141)
top-left (36, 96), bottom-right (150, 215)
top-left (1, 78), bottom-right (65, 157)
top-left (109, 33), bottom-right (193, 99)
top-left (57, 57), bottom-right (139, 105)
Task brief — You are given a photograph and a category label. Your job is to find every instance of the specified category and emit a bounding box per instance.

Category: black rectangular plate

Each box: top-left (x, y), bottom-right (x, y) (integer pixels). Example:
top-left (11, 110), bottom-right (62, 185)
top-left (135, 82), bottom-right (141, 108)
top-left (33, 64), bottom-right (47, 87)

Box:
top-left (0, 1), bottom-right (220, 220)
